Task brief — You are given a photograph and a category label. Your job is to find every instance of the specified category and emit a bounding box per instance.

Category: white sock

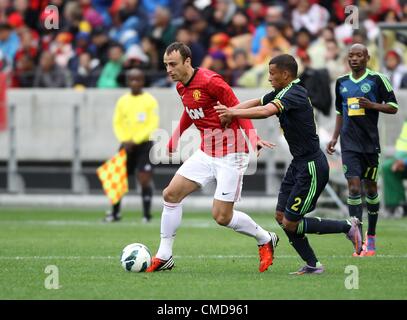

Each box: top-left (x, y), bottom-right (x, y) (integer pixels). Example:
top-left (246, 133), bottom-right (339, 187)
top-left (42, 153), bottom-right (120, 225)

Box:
top-left (156, 201), bottom-right (183, 260)
top-left (226, 210), bottom-right (271, 245)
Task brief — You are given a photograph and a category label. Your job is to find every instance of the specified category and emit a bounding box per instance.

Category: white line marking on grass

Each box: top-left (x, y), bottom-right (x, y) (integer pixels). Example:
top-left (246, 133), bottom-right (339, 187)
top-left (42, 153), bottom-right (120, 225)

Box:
top-left (1, 254), bottom-right (407, 260)
top-left (0, 220), bottom-right (216, 228)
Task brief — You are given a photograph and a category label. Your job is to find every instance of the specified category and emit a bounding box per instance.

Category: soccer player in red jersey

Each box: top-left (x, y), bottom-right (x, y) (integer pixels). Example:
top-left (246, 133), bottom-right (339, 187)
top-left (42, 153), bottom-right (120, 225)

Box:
top-left (146, 42), bottom-right (279, 273)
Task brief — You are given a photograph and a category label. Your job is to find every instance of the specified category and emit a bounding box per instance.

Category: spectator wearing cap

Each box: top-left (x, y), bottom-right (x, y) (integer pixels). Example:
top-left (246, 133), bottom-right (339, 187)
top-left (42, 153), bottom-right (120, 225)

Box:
top-left (201, 32), bottom-right (234, 70)
top-left (384, 49), bottom-right (407, 90)
top-left (7, 12), bottom-right (25, 30)
top-left (0, 23), bottom-right (20, 65)
top-left (254, 21), bottom-right (290, 65)
top-left (33, 51), bottom-right (72, 88)
top-left (50, 32), bottom-right (74, 68)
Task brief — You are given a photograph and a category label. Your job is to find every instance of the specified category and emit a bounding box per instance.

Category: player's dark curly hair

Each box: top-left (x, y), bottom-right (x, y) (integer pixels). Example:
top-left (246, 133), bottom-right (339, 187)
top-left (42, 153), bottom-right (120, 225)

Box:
top-left (165, 42), bottom-right (192, 62)
top-left (269, 54), bottom-right (298, 78)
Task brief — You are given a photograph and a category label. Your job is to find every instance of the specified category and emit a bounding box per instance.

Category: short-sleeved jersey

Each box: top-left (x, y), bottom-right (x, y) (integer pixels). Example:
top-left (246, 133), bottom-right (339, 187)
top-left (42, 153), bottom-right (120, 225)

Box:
top-left (261, 79), bottom-right (320, 159)
top-left (113, 92), bottom-right (159, 144)
top-left (176, 68), bottom-right (252, 156)
top-left (335, 69), bottom-right (398, 154)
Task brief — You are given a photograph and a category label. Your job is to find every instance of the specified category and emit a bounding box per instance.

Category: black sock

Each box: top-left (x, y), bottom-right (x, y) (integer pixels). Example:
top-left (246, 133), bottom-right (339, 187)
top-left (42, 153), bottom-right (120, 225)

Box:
top-left (142, 186), bottom-right (153, 219)
top-left (366, 194), bottom-right (379, 236)
top-left (297, 217), bottom-right (351, 235)
top-left (112, 201), bottom-right (121, 218)
top-left (279, 223), bottom-right (318, 267)
top-left (348, 194), bottom-right (363, 234)
top-left (367, 211), bottom-right (378, 236)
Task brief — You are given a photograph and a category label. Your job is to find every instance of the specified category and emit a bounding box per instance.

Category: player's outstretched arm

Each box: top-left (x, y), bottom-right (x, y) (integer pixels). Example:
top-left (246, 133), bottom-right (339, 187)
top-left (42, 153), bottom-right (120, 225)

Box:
top-left (215, 101), bottom-right (279, 120)
top-left (229, 98), bottom-right (262, 110)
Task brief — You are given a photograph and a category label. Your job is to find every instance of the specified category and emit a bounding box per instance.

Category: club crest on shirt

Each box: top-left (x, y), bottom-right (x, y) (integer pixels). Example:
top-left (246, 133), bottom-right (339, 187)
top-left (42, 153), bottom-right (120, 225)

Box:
top-left (193, 90), bottom-right (201, 101)
top-left (361, 83), bottom-right (371, 93)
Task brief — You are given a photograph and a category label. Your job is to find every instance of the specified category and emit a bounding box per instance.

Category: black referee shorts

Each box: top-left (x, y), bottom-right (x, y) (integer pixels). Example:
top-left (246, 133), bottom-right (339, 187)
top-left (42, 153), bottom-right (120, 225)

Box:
top-left (276, 150), bottom-right (329, 222)
top-left (119, 141), bottom-right (154, 175)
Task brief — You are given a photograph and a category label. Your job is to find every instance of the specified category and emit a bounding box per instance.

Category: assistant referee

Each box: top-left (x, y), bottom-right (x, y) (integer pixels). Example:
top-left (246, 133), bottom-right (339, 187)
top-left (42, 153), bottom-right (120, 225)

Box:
top-left (104, 68), bottom-right (159, 223)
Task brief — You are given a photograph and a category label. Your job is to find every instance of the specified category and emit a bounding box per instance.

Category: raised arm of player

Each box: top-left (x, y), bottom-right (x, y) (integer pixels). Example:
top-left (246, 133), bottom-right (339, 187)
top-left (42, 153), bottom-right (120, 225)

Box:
top-left (167, 110), bottom-right (193, 153)
top-left (215, 100), bottom-right (279, 120)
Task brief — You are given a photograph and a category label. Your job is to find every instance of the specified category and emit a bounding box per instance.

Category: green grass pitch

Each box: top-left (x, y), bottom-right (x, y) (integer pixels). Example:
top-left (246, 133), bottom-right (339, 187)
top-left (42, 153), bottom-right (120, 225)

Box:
top-left (0, 208), bottom-right (406, 300)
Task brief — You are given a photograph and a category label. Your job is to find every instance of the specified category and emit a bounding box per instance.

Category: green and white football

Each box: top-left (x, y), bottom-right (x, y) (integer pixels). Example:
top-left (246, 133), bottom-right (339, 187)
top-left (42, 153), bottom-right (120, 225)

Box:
top-left (120, 243), bottom-right (152, 272)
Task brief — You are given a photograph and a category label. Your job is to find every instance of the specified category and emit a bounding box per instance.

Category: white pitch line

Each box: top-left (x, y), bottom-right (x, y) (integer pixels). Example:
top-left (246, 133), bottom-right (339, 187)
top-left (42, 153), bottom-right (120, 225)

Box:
top-left (0, 220), bottom-right (218, 228)
top-left (1, 254), bottom-right (407, 260)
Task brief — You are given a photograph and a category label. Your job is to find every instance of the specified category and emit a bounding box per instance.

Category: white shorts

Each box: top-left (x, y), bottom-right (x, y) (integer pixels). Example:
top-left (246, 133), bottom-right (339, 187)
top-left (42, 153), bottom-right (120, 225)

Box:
top-left (176, 149), bottom-right (249, 202)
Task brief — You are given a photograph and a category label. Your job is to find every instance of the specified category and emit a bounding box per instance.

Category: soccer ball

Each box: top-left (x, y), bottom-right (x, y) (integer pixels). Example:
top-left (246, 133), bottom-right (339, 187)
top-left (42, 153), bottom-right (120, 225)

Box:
top-left (120, 243), bottom-right (152, 272)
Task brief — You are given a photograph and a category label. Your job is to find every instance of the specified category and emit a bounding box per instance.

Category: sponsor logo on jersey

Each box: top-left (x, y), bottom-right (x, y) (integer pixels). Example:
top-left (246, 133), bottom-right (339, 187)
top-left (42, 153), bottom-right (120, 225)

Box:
top-left (186, 106), bottom-right (205, 119)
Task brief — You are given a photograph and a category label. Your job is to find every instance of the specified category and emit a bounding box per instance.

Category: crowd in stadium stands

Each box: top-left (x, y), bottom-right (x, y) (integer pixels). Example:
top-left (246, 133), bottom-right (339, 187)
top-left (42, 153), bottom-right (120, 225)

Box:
top-left (0, 0), bottom-right (406, 90)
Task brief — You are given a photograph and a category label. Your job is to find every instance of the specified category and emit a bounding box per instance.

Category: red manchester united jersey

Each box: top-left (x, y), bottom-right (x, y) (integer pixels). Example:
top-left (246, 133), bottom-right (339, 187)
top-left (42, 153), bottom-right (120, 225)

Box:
top-left (172, 68), bottom-right (258, 157)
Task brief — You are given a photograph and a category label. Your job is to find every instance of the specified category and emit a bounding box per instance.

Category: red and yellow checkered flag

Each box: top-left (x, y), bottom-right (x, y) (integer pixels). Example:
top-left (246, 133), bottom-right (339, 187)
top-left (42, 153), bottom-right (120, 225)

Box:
top-left (97, 149), bottom-right (128, 204)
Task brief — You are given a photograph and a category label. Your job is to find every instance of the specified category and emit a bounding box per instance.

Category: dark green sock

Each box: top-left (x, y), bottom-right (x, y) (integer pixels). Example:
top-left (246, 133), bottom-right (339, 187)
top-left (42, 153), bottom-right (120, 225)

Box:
top-left (348, 194), bottom-right (363, 234)
top-left (367, 211), bottom-right (378, 236)
top-left (297, 217), bottom-right (351, 235)
top-left (279, 222), bottom-right (318, 267)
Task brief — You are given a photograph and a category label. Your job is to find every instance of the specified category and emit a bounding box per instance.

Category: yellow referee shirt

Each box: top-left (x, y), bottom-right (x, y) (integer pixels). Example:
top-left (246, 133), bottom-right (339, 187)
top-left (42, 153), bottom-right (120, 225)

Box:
top-left (113, 92), bottom-right (159, 144)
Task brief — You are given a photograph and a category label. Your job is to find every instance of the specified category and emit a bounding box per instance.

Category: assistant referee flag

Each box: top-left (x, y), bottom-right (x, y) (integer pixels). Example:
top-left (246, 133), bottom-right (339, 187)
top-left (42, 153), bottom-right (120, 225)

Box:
top-left (97, 149), bottom-right (128, 204)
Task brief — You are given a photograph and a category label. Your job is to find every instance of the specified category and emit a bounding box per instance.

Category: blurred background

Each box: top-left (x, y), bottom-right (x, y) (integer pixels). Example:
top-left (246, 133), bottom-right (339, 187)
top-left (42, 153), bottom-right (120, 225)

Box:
top-left (0, 0), bottom-right (406, 215)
